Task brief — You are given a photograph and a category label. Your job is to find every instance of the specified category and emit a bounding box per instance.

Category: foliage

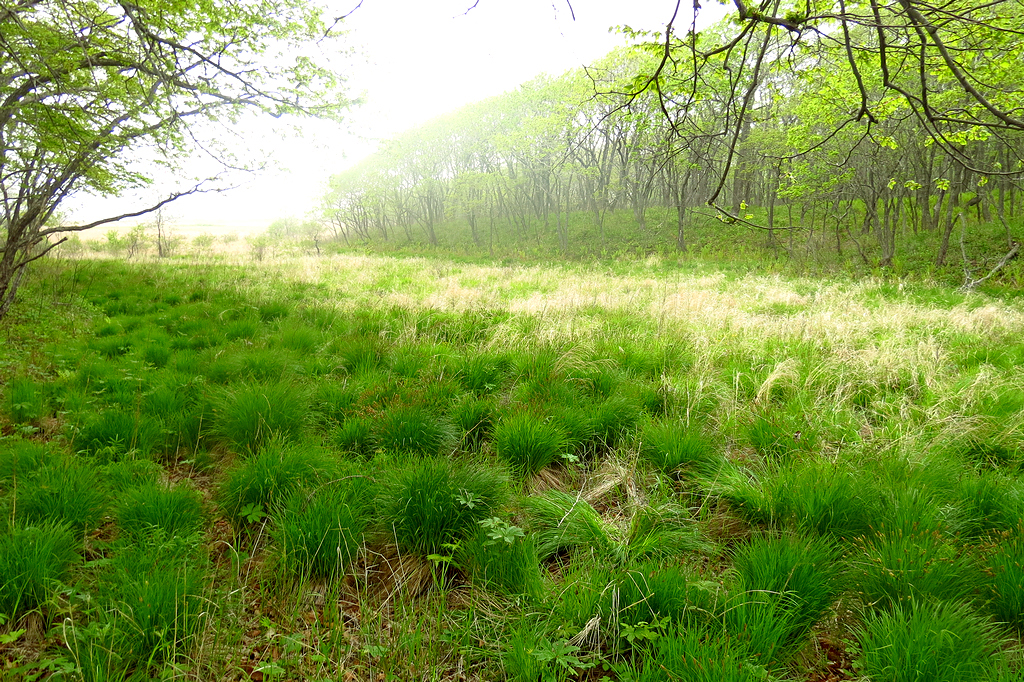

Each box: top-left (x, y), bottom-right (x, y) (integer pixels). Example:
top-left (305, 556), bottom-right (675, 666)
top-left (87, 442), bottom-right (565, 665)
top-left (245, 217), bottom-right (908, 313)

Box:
top-left (116, 483), bottom-right (206, 541)
top-left (0, 523), bottom-right (79, 616)
top-left (494, 411), bottom-right (568, 477)
top-left (377, 457), bottom-right (508, 557)
top-left (211, 381), bottom-right (309, 454)
top-left (217, 439), bottom-right (340, 529)
top-left (17, 462), bottom-right (108, 533)
top-left (856, 599), bottom-right (1006, 682)
top-left (0, 0), bottom-right (350, 319)
top-left (272, 475), bottom-right (376, 579)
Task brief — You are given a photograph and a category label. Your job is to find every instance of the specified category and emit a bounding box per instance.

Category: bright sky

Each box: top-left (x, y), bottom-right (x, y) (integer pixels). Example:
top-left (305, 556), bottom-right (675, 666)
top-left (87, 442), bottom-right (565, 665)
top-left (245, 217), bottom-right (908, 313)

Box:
top-left (73, 0), bottom-right (728, 231)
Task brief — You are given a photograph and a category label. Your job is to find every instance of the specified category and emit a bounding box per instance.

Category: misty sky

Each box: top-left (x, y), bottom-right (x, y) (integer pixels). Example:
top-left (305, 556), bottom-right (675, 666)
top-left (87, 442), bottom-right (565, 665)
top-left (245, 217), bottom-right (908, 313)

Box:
top-left (73, 0), bottom-right (728, 230)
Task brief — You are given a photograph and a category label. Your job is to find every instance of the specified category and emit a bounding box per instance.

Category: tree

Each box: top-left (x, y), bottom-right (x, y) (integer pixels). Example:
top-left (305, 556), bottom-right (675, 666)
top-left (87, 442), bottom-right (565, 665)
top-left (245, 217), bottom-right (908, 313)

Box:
top-left (630, 0), bottom-right (1024, 221)
top-left (0, 0), bottom-right (350, 318)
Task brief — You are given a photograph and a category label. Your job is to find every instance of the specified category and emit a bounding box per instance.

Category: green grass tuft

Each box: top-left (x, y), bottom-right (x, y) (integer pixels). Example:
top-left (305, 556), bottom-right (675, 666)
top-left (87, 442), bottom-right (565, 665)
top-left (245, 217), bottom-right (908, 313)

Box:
top-left (377, 457), bottom-right (508, 557)
top-left (856, 599), bottom-right (1005, 682)
top-left (639, 421), bottom-right (721, 476)
top-left (374, 404), bottom-right (455, 456)
top-left (211, 381), bottom-right (309, 454)
top-left (0, 523), bottom-right (79, 617)
top-left (273, 474), bottom-right (376, 579)
top-left (116, 483), bottom-right (206, 541)
top-left (17, 462), bottom-right (108, 533)
top-left (494, 411), bottom-right (567, 476)
top-left (217, 439), bottom-right (340, 528)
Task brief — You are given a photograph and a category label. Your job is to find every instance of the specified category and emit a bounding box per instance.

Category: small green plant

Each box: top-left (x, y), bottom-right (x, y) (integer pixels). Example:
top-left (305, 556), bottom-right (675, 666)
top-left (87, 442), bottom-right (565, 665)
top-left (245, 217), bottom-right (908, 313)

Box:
top-left (856, 599), bottom-right (1005, 682)
top-left (730, 533), bottom-right (843, 650)
top-left (0, 523), bottom-right (79, 617)
top-left (461, 519), bottom-right (542, 597)
top-left (377, 457), bottom-right (508, 557)
top-left (4, 376), bottom-right (47, 424)
top-left (374, 404), bottom-right (455, 456)
top-left (217, 438), bottom-right (340, 528)
top-left (17, 462), bottom-right (108, 533)
top-left (587, 391), bottom-right (643, 448)
top-left (273, 476), bottom-right (376, 579)
top-left (985, 529), bottom-right (1024, 630)
top-left (639, 421), bottom-right (721, 476)
top-left (0, 438), bottom-right (53, 486)
top-left (75, 409), bottom-right (164, 460)
top-left (452, 396), bottom-right (495, 448)
top-left (630, 624), bottom-right (771, 682)
top-left (211, 380), bottom-right (309, 453)
top-left (494, 411), bottom-right (568, 477)
top-left (530, 638), bottom-right (593, 681)
top-left (97, 535), bottom-right (209, 669)
top-left (853, 515), bottom-right (979, 612)
top-left (524, 490), bottom-right (616, 561)
top-left (116, 483), bottom-right (206, 541)
top-left (330, 416), bottom-right (375, 455)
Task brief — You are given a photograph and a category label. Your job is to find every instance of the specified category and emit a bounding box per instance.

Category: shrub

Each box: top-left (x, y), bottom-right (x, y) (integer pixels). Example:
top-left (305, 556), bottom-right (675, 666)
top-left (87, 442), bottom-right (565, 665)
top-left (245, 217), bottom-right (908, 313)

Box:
top-left (0, 523), bottom-right (79, 616)
top-left (211, 381), bottom-right (308, 453)
top-left (217, 439), bottom-right (339, 528)
top-left (494, 412), bottom-right (567, 477)
top-left (116, 483), bottom-right (206, 541)
top-left (377, 457), bottom-right (508, 557)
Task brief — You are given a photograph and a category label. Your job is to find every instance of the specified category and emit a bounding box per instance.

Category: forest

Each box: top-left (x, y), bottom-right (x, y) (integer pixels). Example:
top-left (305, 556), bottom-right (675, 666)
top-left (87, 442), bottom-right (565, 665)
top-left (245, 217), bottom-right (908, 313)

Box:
top-left (3, 2), bottom-right (1024, 682)
top-left (319, 4), bottom-right (1023, 278)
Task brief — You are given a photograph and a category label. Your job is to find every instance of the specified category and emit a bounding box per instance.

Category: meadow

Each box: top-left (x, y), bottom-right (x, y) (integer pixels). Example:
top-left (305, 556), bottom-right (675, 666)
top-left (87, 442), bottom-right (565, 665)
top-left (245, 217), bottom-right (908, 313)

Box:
top-left (1, 250), bottom-right (1023, 681)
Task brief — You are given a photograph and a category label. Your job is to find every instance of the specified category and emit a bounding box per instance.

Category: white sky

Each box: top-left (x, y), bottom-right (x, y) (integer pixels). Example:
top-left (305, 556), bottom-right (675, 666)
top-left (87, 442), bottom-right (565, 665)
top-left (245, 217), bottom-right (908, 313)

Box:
top-left (72, 0), bottom-right (728, 231)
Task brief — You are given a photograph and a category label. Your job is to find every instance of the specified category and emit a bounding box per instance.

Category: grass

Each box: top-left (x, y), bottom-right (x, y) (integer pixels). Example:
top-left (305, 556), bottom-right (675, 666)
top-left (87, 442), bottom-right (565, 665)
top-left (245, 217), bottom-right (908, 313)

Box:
top-left (639, 421), bottom-right (721, 477)
top-left (0, 523), bottom-right (79, 616)
top-left (211, 380), bottom-right (309, 453)
top-left (856, 599), bottom-right (1008, 682)
top-left (2, 254), bottom-right (1024, 680)
top-left (217, 438), bottom-right (340, 528)
top-left (16, 461), bottom-right (108, 533)
top-left (377, 456), bottom-right (508, 557)
top-left (273, 474), bottom-right (376, 579)
top-left (116, 482), bottom-right (206, 541)
top-left (493, 411), bottom-right (568, 477)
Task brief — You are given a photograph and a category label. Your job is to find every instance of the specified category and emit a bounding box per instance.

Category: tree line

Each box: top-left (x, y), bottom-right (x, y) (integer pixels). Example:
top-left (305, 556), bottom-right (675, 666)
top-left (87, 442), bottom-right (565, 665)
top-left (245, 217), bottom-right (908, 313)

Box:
top-left (320, 2), bottom-right (1024, 273)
